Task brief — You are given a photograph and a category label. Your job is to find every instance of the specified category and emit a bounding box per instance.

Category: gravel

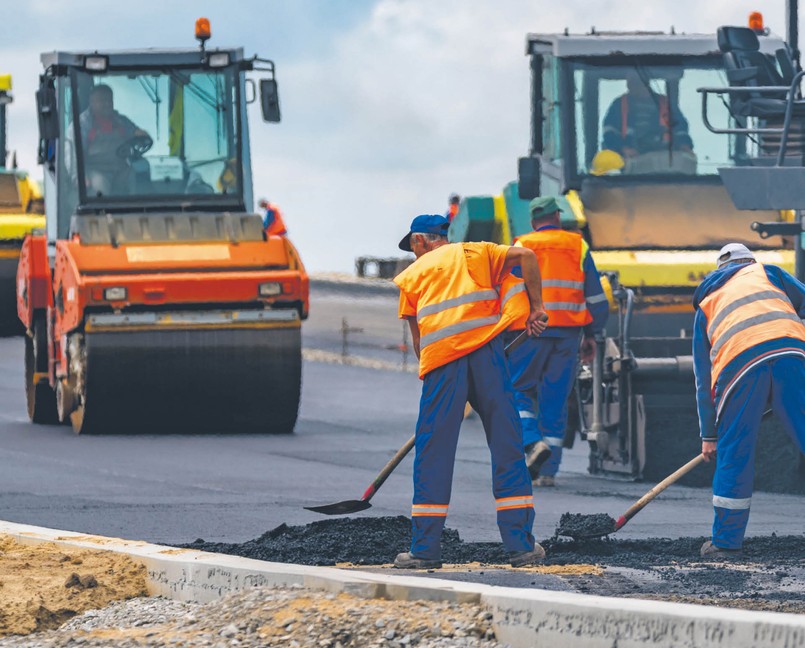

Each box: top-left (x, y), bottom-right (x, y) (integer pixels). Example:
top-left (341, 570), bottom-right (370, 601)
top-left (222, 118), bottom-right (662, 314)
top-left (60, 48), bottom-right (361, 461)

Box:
top-left (0, 586), bottom-right (509, 648)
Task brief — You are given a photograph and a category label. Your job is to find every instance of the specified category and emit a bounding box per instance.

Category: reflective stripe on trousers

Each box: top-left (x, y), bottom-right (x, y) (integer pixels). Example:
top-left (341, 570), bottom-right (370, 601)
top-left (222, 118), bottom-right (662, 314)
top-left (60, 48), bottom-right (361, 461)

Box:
top-left (412, 504), bottom-right (448, 517)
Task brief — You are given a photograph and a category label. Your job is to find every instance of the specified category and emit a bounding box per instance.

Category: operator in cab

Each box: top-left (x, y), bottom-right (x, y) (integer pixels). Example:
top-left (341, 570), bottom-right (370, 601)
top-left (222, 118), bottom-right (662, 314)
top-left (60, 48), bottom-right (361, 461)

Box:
top-left (600, 70), bottom-right (693, 171)
top-left (79, 84), bottom-right (150, 196)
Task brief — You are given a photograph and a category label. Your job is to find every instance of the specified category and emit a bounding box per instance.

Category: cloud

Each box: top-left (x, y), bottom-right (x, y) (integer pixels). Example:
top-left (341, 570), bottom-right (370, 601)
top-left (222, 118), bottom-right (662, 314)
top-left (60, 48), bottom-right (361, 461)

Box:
top-left (0, 0), bottom-right (797, 271)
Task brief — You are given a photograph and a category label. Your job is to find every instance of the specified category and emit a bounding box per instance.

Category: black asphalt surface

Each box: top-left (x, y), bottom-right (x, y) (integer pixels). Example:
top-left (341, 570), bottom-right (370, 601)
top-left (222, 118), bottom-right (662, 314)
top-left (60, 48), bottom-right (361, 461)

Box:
top-left (0, 281), bottom-right (802, 554)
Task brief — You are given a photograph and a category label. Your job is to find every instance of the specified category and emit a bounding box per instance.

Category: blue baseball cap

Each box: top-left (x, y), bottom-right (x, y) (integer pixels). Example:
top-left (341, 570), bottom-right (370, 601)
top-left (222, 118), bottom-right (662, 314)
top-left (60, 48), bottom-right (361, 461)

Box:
top-left (398, 214), bottom-right (450, 252)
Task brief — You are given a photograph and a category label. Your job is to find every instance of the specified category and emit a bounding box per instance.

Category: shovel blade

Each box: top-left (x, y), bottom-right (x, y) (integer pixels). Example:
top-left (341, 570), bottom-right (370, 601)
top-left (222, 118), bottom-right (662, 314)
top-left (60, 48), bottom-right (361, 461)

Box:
top-left (304, 499), bottom-right (373, 516)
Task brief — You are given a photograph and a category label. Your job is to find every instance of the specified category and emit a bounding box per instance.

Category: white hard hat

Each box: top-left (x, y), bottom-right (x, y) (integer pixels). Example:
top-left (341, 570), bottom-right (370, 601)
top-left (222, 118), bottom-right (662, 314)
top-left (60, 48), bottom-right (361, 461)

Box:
top-left (717, 243), bottom-right (755, 268)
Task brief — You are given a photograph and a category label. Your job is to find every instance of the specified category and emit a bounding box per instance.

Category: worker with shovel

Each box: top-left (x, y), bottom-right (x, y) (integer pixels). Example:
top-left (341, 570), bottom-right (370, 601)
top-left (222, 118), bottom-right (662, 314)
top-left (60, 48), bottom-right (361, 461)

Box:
top-left (392, 214), bottom-right (548, 569)
top-left (502, 197), bottom-right (609, 486)
top-left (693, 243), bottom-right (805, 558)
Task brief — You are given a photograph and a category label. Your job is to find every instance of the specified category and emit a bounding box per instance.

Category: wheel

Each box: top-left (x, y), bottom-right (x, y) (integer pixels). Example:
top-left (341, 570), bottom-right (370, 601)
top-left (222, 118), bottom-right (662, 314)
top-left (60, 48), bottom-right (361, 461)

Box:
top-left (25, 316), bottom-right (58, 424)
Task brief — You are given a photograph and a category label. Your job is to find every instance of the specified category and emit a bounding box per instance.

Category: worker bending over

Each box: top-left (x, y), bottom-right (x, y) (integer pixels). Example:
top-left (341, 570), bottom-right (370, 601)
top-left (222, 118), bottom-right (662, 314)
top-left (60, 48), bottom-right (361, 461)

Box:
top-left (502, 197), bottom-right (608, 486)
top-left (393, 214), bottom-right (548, 569)
top-left (694, 243), bottom-right (805, 558)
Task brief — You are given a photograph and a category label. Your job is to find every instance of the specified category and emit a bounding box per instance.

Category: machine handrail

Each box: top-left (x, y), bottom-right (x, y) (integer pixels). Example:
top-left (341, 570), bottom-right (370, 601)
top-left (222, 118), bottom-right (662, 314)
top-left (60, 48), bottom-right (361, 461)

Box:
top-left (698, 69), bottom-right (805, 166)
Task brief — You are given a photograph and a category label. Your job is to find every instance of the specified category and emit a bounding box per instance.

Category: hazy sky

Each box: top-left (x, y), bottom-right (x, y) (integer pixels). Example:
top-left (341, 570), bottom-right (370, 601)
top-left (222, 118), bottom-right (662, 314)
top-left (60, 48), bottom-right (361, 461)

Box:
top-left (0, 0), bottom-right (797, 271)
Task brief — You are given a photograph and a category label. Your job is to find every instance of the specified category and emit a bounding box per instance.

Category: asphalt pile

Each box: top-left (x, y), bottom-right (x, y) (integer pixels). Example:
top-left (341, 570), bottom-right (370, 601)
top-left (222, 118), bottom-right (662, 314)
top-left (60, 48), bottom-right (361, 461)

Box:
top-left (182, 516), bottom-right (805, 612)
top-left (184, 516), bottom-right (511, 566)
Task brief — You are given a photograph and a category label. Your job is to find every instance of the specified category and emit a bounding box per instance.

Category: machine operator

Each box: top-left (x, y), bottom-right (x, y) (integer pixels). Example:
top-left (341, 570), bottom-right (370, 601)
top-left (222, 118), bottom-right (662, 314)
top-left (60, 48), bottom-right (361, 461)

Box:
top-left (79, 84), bottom-right (150, 196)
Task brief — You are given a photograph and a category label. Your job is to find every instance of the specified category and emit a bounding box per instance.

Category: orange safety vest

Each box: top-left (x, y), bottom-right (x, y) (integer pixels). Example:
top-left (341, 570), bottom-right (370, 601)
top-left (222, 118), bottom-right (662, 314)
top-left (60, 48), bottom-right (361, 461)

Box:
top-left (621, 94), bottom-right (670, 141)
top-left (447, 203), bottom-right (459, 222)
top-left (264, 203), bottom-right (288, 237)
top-left (513, 229), bottom-right (592, 328)
top-left (500, 273), bottom-right (530, 331)
top-left (700, 262), bottom-right (805, 389)
top-left (394, 243), bottom-right (510, 377)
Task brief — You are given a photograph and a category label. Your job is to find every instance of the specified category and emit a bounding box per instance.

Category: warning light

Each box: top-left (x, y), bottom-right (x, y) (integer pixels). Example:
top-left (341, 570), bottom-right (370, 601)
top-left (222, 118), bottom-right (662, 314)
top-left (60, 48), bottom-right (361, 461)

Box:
top-left (748, 11), bottom-right (764, 33)
top-left (195, 17), bottom-right (211, 44)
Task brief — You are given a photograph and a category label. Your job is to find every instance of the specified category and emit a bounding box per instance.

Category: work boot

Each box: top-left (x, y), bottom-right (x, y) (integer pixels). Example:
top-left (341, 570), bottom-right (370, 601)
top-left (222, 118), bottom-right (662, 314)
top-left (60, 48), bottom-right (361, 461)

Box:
top-left (534, 475), bottom-right (555, 487)
top-left (510, 543), bottom-right (546, 567)
top-left (524, 441), bottom-right (552, 480)
top-left (700, 540), bottom-right (742, 560)
top-left (393, 552), bottom-right (442, 570)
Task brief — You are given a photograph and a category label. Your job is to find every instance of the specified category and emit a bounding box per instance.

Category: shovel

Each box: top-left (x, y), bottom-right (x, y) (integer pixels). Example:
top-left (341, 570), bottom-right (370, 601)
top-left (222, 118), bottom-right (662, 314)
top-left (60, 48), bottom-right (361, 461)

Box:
top-left (556, 454), bottom-right (706, 540)
top-left (305, 326), bottom-right (537, 516)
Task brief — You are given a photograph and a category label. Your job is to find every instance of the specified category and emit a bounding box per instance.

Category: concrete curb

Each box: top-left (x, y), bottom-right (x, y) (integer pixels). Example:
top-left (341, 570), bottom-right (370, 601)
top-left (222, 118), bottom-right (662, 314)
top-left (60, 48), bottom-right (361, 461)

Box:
top-left (2, 520), bottom-right (804, 647)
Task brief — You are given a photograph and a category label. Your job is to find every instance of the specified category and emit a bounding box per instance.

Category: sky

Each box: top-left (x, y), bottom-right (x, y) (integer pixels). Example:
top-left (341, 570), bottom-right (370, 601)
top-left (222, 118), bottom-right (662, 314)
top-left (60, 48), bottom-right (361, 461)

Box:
top-left (0, 0), bottom-right (799, 272)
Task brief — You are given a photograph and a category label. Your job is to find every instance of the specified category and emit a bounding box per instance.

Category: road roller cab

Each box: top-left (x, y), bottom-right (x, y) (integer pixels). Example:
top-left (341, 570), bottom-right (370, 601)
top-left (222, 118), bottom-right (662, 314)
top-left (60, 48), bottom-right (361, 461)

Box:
top-left (17, 25), bottom-right (309, 434)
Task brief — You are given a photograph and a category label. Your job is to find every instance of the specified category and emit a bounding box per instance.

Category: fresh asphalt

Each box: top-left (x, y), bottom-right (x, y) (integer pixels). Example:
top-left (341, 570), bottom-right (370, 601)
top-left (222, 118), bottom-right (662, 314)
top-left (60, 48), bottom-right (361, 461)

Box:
top-left (0, 281), bottom-right (802, 550)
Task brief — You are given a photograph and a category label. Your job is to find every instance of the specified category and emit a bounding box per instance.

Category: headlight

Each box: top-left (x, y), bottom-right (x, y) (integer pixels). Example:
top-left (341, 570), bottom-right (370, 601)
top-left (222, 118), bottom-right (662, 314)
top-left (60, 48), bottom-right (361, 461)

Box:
top-left (259, 282), bottom-right (282, 297)
top-left (84, 55), bottom-right (109, 72)
top-left (207, 52), bottom-right (230, 68)
top-left (104, 287), bottom-right (127, 301)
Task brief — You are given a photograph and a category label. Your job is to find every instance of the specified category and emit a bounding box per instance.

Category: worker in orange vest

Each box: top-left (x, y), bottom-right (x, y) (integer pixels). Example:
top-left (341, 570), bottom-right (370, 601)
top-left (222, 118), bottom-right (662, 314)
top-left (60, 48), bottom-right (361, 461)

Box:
top-left (694, 243), bottom-right (805, 558)
top-left (446, 193), bottom-right (460, 222)
top-left (502, 196), bottom-right (609, 487)
top-left (258, 198), bottom-right (287, 237)
top-left (392, 214), bottom-right (548, 570)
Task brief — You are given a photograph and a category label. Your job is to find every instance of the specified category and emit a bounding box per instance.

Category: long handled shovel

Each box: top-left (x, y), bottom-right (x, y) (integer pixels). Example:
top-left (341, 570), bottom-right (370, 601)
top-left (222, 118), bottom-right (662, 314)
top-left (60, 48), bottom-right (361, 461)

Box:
top-left (557, 454), bottom-right (706, 540)
top-left (305, 327), bottom-right (535, 516)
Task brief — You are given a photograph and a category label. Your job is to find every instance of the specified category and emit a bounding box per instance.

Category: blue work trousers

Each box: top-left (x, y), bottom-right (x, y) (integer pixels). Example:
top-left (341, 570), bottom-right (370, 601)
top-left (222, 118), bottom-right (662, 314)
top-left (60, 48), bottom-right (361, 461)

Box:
top-left (713, 355), bottom-right (805, 549)
top-left (506, 332), bottom-right (580, 477)
top-left (411, 336), bottom-right (535, 559)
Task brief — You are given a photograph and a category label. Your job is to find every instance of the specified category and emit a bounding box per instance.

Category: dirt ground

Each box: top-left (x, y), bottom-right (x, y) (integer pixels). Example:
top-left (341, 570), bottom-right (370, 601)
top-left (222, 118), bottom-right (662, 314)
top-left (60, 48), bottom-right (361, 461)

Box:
top-left (0, 535), bottom-right (148, 636)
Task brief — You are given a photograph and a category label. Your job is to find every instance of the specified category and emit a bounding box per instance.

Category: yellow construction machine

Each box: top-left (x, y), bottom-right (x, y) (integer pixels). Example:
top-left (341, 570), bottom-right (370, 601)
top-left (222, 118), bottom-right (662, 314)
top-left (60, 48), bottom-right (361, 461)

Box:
top-left (0, 74), bottom-right (46, 333)
top-left (450, 18), bottom-right (805, 493)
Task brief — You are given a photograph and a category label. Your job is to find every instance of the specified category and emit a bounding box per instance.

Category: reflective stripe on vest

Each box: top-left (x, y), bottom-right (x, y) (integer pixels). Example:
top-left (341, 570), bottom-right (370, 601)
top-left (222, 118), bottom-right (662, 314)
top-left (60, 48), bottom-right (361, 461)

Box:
top-left (495, 495), bottom-right (533, 511)
top-left (394, 243), bottom-right (509, 377)
top-left (515, 229), bottom-right (592, 328)
top-left (700, 263), bottom-right (805, 388)
top-left (500, 276), bottom-right (529, 331)
top-left (417, 289), bottom-right (499, 321)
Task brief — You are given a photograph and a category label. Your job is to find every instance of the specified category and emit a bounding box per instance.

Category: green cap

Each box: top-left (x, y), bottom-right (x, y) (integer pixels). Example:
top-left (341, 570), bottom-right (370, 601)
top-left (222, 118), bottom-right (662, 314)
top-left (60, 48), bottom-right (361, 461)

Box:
top-left (529, 196), bottom-right (561, 219)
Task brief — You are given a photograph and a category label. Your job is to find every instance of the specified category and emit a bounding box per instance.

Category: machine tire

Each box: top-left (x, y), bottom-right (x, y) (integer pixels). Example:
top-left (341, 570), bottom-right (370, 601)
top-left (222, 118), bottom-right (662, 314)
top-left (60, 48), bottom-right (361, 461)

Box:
top-left (25, 317), bottom-right (58, 425)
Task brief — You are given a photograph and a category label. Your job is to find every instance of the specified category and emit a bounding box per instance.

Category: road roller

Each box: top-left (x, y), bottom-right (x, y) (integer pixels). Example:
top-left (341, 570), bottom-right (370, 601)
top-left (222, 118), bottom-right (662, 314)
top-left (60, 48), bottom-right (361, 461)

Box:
top-left (17, 20), bottom-right (309, 434)
top-left (0, 74), bottom-right (46, 334)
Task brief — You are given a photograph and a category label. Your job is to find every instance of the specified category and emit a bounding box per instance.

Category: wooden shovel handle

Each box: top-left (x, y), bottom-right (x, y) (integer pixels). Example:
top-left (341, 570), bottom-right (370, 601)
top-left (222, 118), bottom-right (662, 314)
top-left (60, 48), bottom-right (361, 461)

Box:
top-left (361, 434), bottom-right (416, 502)
top-left (615, 454), bottom-right (706, 530)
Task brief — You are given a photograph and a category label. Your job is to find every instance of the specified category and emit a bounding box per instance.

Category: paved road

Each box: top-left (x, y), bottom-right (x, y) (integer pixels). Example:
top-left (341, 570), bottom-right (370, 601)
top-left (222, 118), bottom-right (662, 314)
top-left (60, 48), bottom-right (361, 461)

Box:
top-left (0, 283), bottom-right (802, 550)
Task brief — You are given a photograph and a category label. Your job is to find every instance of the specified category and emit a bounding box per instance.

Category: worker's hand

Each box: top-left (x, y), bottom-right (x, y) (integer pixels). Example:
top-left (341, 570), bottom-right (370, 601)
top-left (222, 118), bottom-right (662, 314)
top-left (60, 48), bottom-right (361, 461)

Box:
top-left (702, 440), bottom-right (717, 463)
top-left (526, 309), bottom-right (549, 336)
top-left (623, 146), bottom-right (639, 158)
top-left (580, 335), bottom-right (596, 363)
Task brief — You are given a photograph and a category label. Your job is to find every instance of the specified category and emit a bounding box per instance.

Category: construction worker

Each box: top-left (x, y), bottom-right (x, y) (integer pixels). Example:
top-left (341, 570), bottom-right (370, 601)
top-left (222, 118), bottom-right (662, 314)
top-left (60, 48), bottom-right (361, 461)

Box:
top-left (503, 196), bottom-right (609, 486)
top-left (602, 70), bottom-right (693, 158)
top-left (392, 214), bottom-right (548, 569)
top-left (258, 198), bottom-right (288, 237)
top-left (446, 193), bottom-right (460, 222)
top-left (694, 243), bottom-right (805, 558)
top-left (78, 84), bottom-right (150, 195)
